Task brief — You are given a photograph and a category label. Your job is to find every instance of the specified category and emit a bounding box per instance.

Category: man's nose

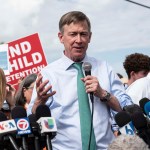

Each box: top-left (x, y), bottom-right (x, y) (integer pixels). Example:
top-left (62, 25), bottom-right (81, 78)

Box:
top-left (75, 34), bottom-right (82, 43)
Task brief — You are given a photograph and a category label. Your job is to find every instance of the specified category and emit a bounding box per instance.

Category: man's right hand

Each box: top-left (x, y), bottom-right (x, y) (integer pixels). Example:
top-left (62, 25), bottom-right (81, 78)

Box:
top-left (32, 73), bottom-right (56, 113)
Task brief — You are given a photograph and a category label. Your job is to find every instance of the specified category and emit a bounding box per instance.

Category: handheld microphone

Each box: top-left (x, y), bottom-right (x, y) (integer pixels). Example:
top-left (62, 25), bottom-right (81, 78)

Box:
top-left (82, 62), bottom-right (93, 102)
top-left (115, 111), bottom-right (135, 135)
top-left (11, 106), bottom-right (31, 150)
top-left (36, 105), bottom-right (57, 150)
top-left (0, 111), bottom-right (19, 150)
top-left (139, 98), bottom-right (150, 118)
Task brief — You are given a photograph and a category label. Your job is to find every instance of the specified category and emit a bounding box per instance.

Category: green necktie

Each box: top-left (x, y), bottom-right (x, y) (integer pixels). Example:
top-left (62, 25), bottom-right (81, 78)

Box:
top-left (73, 63), bottom-right (96, 150)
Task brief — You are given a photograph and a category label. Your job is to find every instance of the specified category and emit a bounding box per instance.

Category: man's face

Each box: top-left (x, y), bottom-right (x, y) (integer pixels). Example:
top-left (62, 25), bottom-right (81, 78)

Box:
top-left (58, 21), bottom-right (92, 62)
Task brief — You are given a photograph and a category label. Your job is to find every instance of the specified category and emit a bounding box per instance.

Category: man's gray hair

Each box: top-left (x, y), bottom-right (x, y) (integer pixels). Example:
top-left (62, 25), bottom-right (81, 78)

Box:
top-left (108, 135), bottom-right (149, 150)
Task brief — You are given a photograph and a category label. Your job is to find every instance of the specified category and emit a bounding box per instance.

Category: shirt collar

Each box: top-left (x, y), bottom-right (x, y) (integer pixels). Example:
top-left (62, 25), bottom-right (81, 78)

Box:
top-left (61, 53), bottom-right (89, 70)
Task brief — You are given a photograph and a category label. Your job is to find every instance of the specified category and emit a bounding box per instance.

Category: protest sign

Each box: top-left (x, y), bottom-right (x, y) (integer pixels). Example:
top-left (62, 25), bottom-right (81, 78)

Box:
top-left (6, 33), bottom-right (47, 87)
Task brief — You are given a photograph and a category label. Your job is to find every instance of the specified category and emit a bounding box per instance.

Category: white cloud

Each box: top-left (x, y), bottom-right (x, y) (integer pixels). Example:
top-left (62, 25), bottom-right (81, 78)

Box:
top-left (0, 0), bottom-right (44, 40)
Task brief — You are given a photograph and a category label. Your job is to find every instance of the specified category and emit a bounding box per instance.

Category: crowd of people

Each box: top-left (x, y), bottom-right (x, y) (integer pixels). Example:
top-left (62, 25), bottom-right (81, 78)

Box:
top-left (0, 68), bottom-right (37, 119)
top-left (0, 10), bottom-right (150, 150)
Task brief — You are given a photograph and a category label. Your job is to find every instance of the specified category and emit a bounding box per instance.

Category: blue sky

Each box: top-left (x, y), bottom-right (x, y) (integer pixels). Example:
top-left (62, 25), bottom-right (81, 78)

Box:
top-left (0, 0), bottom-right (150, 77)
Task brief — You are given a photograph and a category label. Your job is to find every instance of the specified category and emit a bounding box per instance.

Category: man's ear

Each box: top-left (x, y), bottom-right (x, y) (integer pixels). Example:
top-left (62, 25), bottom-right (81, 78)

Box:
top-left (88, 32), bottom-right (92, 43)
top-left (58, 32), bottom-right (64, 43)
top-left (130, 71), bottom-right (136, 79)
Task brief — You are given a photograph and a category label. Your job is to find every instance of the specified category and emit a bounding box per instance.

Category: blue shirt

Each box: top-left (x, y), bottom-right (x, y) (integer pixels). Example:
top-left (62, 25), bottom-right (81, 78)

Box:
top-left (27, 54), bottom-right (133, 150)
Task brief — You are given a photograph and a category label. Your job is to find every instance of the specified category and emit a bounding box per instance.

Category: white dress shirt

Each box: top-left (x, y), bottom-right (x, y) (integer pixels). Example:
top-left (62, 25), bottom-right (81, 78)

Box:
top-left (27, 54), bottom-right (133, 150)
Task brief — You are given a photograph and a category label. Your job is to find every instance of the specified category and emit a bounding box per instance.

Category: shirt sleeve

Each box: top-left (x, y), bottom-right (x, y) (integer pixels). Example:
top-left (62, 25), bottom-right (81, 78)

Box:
top-left (107, 63), bottom-right (133, 108)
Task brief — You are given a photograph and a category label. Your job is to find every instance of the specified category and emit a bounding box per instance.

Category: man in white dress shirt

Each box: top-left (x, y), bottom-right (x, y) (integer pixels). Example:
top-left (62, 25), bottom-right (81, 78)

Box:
top-left (27, 11), bottom-right (133, 150)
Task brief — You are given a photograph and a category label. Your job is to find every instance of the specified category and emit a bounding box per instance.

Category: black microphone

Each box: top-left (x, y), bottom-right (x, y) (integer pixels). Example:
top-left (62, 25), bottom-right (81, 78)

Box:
top-left (139, 98), bottom-right (150, 118)
top-left (11, 106), bottom-right (31, 150)
top-left (28, 114), bottom-right (42, 150)
top-left (131, 111), bottom-right (150, 147)
top-left (0, 111), bottom-right (7, 121)
top-left (35, 105), bottom-right (57, 150)
top-left (0, 111), bottom-right (20, 150)
top-left (115, 111), bottom-right (135, 135)
top-left (131, 111), bottom-right (147, 131)
top-left (82, 62), bottom-right (93, 102)
top-left (123, 104), bottom-right (143, 116)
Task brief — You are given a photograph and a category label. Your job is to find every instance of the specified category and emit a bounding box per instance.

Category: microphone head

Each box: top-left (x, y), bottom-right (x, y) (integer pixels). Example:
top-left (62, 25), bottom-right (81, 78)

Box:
top-left (82, 62), bottom-right (92, 72)
top-left (35, 105), bottom-right (51, 120)
top-left (28, 114), bottom-right (37, 123)
top-left (131, 111), bottom-right (147, 130)
top-left (11, 106), bottom-right (27, 119)
top-left (28, 114), bottom-right (39, 134)
top-left (139, 97), bottom-right (150, 107)
top-left (139, 98), bottom-right (150, 114)
top-left (115, 111), bottom-right (131, 127)
top-left (0, 111), bottom-right (7, 121)
top-left (144, 101), bottom-right (150, 117)
top-left (123, 104), bottom-right (143, 116)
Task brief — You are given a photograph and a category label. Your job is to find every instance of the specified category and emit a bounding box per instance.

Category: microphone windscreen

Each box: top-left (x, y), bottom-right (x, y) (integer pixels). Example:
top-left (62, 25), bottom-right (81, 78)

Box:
top-left (82, 62), bottom-right (92, 76)
top-left (115, 111), bottom-right (131, 127)
top-left (82, 62), bottom-right (92, 72)
top-left (35, 105), bottom-right (51, 120)
top-left (139, 98), bottom-right (150, 113)
top-left (28, 114), bottom-right (39, 134)
top-left (123, 104), bottom-right (143, 116)
top-left (0, 111), bottom-right (7, 121)
top-left (131, 111), bottom-right (147, 130)
top-left (11, 106), bottom-right (27, 119)
top-left (28, 114), bottom-right (37, 123)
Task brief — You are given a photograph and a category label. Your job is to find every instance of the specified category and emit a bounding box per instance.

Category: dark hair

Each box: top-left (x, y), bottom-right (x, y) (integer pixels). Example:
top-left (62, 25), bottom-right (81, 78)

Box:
top-left (123, 53), bottom-right (150, 79)
top-left (15, 74), bottom-right (37, 107)
top-left (59, 11), bottom-right (91, 33)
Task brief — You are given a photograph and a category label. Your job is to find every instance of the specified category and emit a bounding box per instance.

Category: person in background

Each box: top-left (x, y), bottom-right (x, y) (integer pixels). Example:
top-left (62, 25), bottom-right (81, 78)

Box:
top-left (123, 53), bottom-right (150, 104)
top-left (27, 11), bottom-right (133, 149)
top-left (125, 72), bottom-right (150, 104)
top-left (0, 68), bottom-right (16, 116)
top-left (108, 134), bottom-right (149, 150)
top-left (0, 68), bottom-right (16, 149)
top-left (15, 73), bottom-right (37, 109)
top-left (123, 53), bottom-right (150, 87)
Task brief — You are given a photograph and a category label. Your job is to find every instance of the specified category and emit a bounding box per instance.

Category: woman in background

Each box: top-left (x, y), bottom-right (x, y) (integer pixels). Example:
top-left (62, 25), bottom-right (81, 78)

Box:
top-left (15, 73), bottom-right (37, 109)
top-left (0, 68), bottom-right (17, 149)
top-left (0, 68), bottom-right (16, 112)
